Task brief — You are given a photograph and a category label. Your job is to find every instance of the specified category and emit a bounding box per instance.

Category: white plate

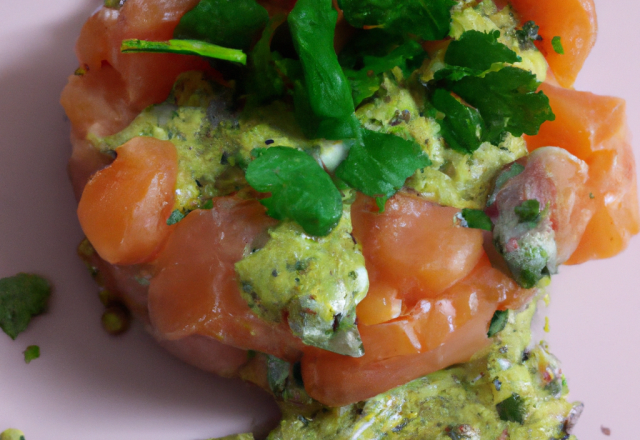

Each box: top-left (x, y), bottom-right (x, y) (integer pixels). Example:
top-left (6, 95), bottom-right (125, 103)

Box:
top-left (0, 1), bottom-right (638, 438)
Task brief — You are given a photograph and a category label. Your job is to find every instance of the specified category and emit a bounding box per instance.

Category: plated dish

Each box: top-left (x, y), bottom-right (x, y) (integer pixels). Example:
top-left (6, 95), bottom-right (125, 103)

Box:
top-left (0, 0), bottom-right (639, 439)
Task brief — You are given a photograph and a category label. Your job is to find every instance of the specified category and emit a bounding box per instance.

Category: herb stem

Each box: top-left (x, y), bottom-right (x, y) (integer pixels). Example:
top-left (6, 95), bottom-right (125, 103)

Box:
top-left (121, 39), bottom-right (247, 65)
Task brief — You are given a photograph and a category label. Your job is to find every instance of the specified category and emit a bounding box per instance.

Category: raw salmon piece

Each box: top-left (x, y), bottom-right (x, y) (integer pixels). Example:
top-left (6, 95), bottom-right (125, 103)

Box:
top-left (77, 137), bottom-right (178, 265)
top-left (148, 197), bottom-right (304, 361)
top-left (509, 0), bottom-right (597, 88)
top-left (525, 84), bottom-right (639, 263)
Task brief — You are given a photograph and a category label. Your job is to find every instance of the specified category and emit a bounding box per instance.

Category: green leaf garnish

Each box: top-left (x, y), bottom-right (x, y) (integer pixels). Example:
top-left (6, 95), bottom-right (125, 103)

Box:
top-left (444, 67), bottom-right (555, 144)
top-left (288, 0), bottom-right (360, 141)
top-left (444, 30), bottom-right (521, 72)
top-left (247, 14), bottom-right (287, 104)
top-left (173, 0), bottom-right (269, 50)
top-left (23, 345), bottom-right (40, 364)
top-left (121, 39), bottom-right (247, 64)
top-left (460, 208), bottom-right (493, 231)
top-left (267, 354), bottom-right (291, 395)
top-left (166, 209), bottom-right (185, 226)
top-left (514, 199), bottom-right (541, 223)
top-left (551, 36), bottom-right (565, 54)
top-left (343, 39), bottom-right (426, 106)
top-left (431, 89), bottom-right (485, 154)
top-left (336, 129), bottom-right (431, 210)
top-left (245, 147), bottom-right (343, 236)
top-left (0, 274), bottom-right (51, 340)
top-left (338, 0), bottom-right (456, 41)
top-left (516, 21), bottom-right (541, 50)
top-left (487, 309), bottom-right (509, 337)
top-left (496, 393), bottom-right (527, 424)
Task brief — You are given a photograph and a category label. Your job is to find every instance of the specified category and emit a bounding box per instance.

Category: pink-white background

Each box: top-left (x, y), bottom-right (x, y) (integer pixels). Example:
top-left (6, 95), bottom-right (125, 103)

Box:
top-left (0, 1), bottom-right (637, 438)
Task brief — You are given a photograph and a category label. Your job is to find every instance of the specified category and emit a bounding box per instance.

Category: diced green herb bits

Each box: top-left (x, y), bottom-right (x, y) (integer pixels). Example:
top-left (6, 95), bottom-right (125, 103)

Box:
top-left (515, 199), bottom-right (541, 223)
top-left (0, 273), bottom-right (51, 340)
top-left (460, 208), bottom-right (493, 231)
top-left (23, 345), bottom-right (40, 364)
top-left (551, 36), bottom-right (565, 55)
top-left (487, 310), bottom-right (509, 337)
top-left (496, 393), bottom-right (527, 424)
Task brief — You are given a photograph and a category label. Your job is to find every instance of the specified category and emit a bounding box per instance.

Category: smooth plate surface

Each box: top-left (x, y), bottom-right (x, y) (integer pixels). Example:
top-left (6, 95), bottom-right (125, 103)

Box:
top-left (0, 1), bottom-right (638, 439)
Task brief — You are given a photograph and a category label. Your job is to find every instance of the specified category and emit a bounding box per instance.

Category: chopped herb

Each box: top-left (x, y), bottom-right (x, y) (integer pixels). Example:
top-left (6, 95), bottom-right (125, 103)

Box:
top-left (245, 147), bottom-right (343, 236)
top-left (460, 208), bottom-right (493, 231)
top-left (289, 0), bottom-right (360, 140)
top-left (516, 21), bottom-right (541, 50)
top-left (551, 36), bottom-right (565, 55)
top-left (0, 273), bottom-right (51, 340)
top-left (23, 345), bottom-right (40, 364)
top-left (343, 39), bottom-right (427, 106)
top-left (335, 129), bottom-right (431, 211)
top-left (201, 199), bottom-right (214, 210)
top-left (338, 0), bottom-right (456, 41)
top-left (487, 310), bottom-right (509, 337)
top-left (247, 14), bottom-right (287, 104)
top-left (121, 39), bottom-right (247, 65)
top-left (496, 392), bottom-right (527, 424)
top-left (514, 199), bottom-right (541, 223)
top-left (589, 192), bottom-right (595, 199)
top-left (445, 30), bottom-right (521, 73)
top-left (173, 0), bottom-right (269, 50)
top-left (166, 209), bottom-right (186, 226)
top-left (443, 67), bottom-right (555, 144)
top-left (267, 354), bottom-right (291, 395)
top-left (431, 89), bottom-right (485, 153)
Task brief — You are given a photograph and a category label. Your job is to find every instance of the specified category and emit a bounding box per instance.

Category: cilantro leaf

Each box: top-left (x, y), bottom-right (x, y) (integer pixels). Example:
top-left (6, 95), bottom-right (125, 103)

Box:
top-left (460, 208), bottom-right (493, 231)
top-left (245, 147), bottom-right (342, 236)
top-left (266, 354), bottom-right (290, 395)
top-left (23, 345), bottom-right (40, 364)
top-left (551, 36), bottom-right (565, 54)
top-left (289, 0), bottom-right (360, 140)
top-left (496, 393), bottom-right (527, 424)
top-left (487, 309), bottom-right (509, 337)
top-left (338, 29), bottom-right (405, 70)
top-left (444, 30), bottom-right (521, 72)
top-left (514, 199), bottom-right (541, 223)
top-left (247, 14), bottom-right (288, 104)
top-left (173, 0), bottom-right (269, 50)
top-left (431, 89), bottom-right (485, 153)
top-left (336, 129), bottom-right (431, 209)
top-left (344, 39), bottom-right (427, 106)
top-left (338, 0), bottom-right (456, 41)
top-left (121, 39), bottom-right (247, 64)
top-left (444, 67), bottom-right (555, 144)
top-left (0, 274), bottom-right (51, 340)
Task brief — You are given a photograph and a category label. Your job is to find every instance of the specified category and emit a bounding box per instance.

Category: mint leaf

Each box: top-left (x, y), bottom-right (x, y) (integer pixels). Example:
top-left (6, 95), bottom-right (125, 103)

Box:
top-left (460, 208), bottom-right (492, 231)
top-left (444, 67), bottom-right (555, 144)
top-left (289, 0), bottom-right (360, 140)
top-left (336, 129), bottom-right (431, 209)
top-left (344, 39), bottom-right (426, 106)
top-left (23, 345), bottom-right (40, 364)
top-left (444, 30), bottom-right (521, 72)
top-left (514, 199), bottom-right (541, 223)
top-left (246, 147), bottom-right (342, 236)
top-left (338, 0), bottom-right (456, 41)
top-left (431, 89), bottom-right (485, 153)
top-left (496, 393), bottom-right (527, 424)
top-left (0, 274), bottom-right (51, 340)
top-left (121, 39), bottom-right (247, 64)
top-left (487, 310), bottom-right (508, 337)
top-left (173, 0), bottom-right (269, 50)
top-left (551, 36), bottom-right (565, 54)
